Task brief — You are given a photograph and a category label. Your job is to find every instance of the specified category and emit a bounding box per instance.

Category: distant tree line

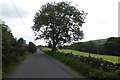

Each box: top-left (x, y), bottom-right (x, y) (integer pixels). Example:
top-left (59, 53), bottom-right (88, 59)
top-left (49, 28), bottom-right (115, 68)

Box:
top-left (62, 37), bottom-right (120, 56)
top-left (1, 21), bottom-right (37, 66)
top-left (103, 37), bottom-right (120, 56)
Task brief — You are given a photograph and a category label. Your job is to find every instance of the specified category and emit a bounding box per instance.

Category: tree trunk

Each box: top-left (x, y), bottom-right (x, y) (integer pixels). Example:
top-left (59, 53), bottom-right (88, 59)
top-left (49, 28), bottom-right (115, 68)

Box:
top-left (51, 40), bottom-right (57, 53)
top-left (51, 29), bottom-right (59, 53)
top-left (88, 53), bottom-right (91, 64)
top-left (51, 44), bottom-right (56, 53)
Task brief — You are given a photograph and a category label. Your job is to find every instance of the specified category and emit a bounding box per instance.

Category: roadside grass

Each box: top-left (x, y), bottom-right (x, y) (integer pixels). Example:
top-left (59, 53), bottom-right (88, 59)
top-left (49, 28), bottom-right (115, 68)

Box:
top-left (42, 48), bottom-right (119, 80)
top-left (42, 48), bottom-right (118, 63)
top-left (2, 52), bottom-right (31, 77)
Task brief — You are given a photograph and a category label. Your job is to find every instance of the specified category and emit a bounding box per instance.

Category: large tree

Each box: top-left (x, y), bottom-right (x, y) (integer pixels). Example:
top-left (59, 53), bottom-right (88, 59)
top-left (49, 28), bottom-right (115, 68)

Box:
top-left (32, 2), bottom-right (87, 52)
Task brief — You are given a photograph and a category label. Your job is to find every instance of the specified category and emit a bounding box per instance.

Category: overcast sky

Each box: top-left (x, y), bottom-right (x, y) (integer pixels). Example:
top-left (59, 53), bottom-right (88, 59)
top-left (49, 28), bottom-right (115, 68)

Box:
top-left (0, 0), bottom-right (119, 46)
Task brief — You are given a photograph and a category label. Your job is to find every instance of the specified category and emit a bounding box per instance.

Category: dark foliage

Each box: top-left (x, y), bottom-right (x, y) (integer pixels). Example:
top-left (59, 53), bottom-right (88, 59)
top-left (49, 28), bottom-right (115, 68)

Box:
top-left (27, 42), bottom-right (37, 53)
top-left (32, 1), bottom-right (87, 52)
top-left (103, 37), bottom-right (120, 56)
top-left (2, 21), bottom-right (37, 66)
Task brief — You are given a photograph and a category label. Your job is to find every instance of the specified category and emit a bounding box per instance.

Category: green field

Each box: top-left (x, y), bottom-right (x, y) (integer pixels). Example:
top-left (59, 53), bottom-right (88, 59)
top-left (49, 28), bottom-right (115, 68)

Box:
top-left (43, 48), bottom-right (119, 63)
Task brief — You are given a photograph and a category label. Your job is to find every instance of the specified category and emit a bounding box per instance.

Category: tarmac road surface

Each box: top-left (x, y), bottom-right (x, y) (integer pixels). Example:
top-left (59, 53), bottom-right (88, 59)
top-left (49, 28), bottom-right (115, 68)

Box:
top-left (5, 49), bottom-right (83, 78)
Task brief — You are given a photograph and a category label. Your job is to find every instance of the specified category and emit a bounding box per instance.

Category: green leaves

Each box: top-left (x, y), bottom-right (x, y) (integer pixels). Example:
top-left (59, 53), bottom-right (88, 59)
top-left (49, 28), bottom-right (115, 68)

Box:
top-left (104, 37), bottom-right (120, 56)
top-left (2, 21), bottom-right (37, 66)
top-left (27, 42), bottom-right (37, 54)
top-left (32, 1), bottom-right (87, 51)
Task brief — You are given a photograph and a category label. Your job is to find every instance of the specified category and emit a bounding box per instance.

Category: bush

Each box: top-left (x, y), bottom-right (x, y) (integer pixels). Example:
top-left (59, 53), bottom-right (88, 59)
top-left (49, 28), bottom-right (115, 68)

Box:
top-left (27, 42), bottom-right (37, 53)
top-left (88, 69), bottom-right (104, 79)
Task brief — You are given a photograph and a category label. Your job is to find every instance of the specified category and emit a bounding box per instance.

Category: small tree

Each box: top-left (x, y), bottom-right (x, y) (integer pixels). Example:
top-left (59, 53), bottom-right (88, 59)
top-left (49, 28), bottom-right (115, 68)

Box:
top-left (17, 38), bottom-right (26, 56)
top-left (32, 1), bottom-right (87, 52)
top-left (28, 42), bottom-right (37, 53)
top-left (85, 41), bottom-right (97, 57)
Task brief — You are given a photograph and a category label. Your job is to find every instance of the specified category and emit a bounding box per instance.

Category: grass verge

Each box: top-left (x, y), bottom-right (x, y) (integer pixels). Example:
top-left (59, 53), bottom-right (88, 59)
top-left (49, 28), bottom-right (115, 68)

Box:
top-left (2, 52), bottom-right (31, 77)
top-left (42, 48), bottom-right (119, 80)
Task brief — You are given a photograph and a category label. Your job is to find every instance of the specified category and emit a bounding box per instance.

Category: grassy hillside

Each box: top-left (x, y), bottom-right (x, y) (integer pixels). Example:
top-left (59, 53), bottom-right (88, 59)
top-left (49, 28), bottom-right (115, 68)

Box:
top-left (91, 39), bottom-right (107, 45)
top-left (44, 48), bottom-right (118, 63)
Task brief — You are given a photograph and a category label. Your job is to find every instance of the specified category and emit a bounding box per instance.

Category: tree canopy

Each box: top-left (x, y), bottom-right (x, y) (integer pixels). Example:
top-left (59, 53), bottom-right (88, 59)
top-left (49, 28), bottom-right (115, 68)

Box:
top-left (103, 37), bottom-right (120, 56)
top-left (32, 1), bottom-right (87, 52)
top-left (27, 42), bottom-right (37, 54)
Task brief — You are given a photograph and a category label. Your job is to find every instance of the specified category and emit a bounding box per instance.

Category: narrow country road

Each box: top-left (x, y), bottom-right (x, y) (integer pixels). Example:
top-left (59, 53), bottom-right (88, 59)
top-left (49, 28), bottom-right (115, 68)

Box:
top-left (5, 49), bottom-right (83, 78)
